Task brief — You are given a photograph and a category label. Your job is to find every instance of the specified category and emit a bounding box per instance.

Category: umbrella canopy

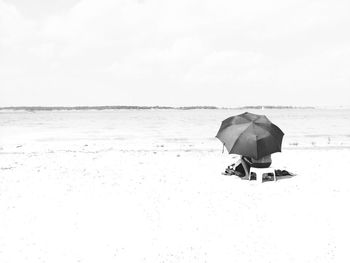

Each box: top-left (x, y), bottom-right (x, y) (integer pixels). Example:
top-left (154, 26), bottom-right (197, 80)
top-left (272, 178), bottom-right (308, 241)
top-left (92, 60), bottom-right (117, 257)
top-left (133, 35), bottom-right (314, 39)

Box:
top-left (216, 112), bottom-right (284, 159)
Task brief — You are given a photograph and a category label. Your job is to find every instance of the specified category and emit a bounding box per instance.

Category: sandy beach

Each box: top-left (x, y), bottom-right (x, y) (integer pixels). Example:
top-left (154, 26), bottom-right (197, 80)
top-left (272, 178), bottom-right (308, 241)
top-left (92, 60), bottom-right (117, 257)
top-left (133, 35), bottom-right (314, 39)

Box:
top-left (1, 109), bottom-right (350, 262)
top-left (2, 0), bottom-right (350, 260)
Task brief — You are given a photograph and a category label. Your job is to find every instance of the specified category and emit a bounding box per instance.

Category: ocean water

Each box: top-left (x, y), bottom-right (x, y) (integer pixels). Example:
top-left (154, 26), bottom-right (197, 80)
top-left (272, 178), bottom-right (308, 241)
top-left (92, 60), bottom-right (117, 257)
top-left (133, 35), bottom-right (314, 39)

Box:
top-left (1, 108), bottom-right (350, 153)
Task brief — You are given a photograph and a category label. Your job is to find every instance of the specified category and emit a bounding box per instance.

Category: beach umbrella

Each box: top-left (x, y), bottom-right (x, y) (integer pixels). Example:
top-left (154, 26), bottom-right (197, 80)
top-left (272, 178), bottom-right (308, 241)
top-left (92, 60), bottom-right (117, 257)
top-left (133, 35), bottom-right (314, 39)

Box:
top-left (216, 112), bottom-right (284, 159)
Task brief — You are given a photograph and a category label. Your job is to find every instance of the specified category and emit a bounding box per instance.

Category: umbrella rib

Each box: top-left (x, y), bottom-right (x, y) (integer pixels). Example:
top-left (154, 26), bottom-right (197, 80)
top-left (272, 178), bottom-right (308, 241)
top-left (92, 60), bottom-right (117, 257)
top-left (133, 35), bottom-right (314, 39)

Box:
top-left (252, 125), bottom-right (258, 159)
top-left (229, 123), bottom-right (253, 154)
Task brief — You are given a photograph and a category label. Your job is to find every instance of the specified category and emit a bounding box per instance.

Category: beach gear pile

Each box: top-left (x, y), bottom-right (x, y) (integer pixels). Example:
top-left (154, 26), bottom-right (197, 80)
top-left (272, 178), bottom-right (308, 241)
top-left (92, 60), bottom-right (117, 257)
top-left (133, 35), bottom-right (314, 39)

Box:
top-left (223, 164), bottom-right (293, 179)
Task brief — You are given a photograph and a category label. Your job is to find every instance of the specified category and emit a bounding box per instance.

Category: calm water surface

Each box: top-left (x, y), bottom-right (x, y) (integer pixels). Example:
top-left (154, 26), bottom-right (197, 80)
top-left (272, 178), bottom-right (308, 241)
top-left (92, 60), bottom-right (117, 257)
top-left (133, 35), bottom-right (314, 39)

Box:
top-left (1, 109), bottom-right (350, 152)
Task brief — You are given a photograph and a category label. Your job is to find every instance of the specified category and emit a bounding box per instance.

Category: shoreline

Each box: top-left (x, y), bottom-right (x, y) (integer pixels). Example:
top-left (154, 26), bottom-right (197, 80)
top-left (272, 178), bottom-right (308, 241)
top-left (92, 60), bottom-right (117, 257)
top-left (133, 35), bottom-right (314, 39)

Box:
top-left (1, 145), bottom-right (350, 155)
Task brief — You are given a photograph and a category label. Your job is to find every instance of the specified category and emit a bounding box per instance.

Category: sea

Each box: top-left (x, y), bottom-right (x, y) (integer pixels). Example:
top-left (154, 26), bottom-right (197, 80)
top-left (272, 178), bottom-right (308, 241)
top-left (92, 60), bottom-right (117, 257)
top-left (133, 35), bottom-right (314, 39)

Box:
top-left (1, 108), bottom-right (350, 153)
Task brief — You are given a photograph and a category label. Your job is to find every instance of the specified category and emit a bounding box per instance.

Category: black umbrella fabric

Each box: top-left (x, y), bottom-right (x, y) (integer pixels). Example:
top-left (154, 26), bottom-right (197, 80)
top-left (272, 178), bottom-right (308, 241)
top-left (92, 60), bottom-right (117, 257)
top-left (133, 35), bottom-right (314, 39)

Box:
top-left (216, 112), bottom-right (284, 159)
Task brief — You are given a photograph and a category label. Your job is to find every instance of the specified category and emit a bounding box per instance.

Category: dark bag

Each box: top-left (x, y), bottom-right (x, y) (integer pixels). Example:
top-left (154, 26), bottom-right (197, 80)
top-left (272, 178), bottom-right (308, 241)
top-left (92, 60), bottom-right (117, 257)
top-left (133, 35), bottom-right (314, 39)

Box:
top-left (224, 163), bottom-right (245, 177)
top-left (275, 169), bottom-right (292, 176)
top-left (234, 163), bottom-right (245, 177)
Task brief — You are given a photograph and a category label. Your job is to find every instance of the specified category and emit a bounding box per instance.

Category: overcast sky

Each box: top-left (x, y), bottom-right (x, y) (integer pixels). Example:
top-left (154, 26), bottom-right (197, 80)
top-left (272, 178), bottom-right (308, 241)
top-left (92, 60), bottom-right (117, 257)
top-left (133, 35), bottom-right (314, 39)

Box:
top-left (1, 0), bottom-right (349, 107)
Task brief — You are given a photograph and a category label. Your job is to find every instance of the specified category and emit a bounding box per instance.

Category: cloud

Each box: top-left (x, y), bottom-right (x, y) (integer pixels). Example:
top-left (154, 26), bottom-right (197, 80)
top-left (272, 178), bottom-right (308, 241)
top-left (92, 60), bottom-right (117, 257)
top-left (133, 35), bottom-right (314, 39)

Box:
top-left (1, 0), bottom-right (350, 106)
top-left (0, 1), bottom-right (36, 46)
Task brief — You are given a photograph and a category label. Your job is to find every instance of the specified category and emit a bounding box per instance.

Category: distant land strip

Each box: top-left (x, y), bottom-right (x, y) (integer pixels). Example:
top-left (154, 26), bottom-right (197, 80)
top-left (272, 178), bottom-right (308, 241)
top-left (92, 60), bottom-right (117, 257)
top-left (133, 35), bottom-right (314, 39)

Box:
top-left (0, 105), bottom-right (315, 111)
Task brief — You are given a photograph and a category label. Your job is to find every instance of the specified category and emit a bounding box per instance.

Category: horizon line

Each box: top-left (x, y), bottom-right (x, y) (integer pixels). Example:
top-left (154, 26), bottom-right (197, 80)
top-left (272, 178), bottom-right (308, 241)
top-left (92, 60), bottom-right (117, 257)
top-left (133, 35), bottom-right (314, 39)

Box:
top-left (0, 105), bottom-right (323, 111)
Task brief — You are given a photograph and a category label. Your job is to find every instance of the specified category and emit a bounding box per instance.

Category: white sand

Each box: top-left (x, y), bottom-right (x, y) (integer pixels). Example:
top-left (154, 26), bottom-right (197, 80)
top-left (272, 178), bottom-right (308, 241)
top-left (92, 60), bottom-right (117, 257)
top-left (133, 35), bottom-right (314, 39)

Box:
top-left (1, 144), bottom-right (350, 262)
top-left (1, 109), bottom-right (350, 262)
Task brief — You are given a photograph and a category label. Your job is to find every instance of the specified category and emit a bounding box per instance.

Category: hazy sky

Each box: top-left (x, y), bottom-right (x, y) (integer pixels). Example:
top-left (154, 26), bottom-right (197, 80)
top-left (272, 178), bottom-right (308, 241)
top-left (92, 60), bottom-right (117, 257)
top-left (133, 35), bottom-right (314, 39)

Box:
top-left (1, 0), bottom-right (349, 107)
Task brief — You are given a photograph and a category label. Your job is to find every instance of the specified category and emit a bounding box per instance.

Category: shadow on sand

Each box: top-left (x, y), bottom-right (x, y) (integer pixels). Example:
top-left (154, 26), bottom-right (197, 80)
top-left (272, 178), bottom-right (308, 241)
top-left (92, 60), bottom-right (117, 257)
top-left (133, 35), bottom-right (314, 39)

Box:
top-left (223, 169), bottom-right (297, 183)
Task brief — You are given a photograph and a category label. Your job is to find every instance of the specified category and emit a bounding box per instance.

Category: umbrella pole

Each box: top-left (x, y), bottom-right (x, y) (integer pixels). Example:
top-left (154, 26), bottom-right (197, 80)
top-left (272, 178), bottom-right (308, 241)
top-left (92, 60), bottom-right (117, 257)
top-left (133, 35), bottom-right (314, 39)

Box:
top-left (222, 143), bottom-right (225, 154)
